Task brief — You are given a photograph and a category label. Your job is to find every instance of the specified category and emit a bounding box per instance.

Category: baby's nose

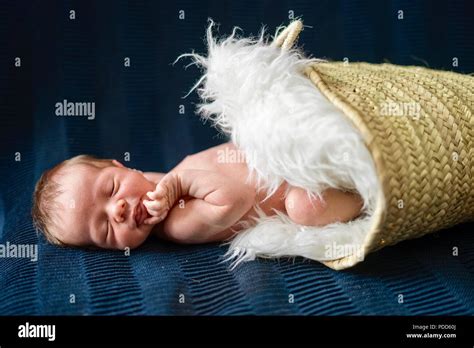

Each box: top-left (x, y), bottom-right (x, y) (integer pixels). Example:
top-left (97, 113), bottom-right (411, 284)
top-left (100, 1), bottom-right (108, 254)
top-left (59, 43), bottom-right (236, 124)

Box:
top-left (114, 199), bottom-right (127, 223)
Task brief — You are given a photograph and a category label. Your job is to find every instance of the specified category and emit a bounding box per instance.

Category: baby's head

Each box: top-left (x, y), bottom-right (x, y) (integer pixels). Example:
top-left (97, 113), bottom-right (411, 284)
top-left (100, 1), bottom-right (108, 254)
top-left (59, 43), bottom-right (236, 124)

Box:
top-left (32, 155), bottom-right (156, 250)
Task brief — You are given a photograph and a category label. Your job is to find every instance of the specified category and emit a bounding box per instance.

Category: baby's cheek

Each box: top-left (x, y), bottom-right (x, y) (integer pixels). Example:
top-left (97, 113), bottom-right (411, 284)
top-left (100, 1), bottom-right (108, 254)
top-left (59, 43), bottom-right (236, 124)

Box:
top-left (115, 227), bottom-right (149, 250)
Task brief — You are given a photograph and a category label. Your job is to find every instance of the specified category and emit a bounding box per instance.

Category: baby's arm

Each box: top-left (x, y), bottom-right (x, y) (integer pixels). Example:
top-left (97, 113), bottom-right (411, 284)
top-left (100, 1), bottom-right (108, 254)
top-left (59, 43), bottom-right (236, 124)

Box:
top-left (144, 169), bottom-right (256, 243)
top-left (142, 172), bottom-right (166, 184)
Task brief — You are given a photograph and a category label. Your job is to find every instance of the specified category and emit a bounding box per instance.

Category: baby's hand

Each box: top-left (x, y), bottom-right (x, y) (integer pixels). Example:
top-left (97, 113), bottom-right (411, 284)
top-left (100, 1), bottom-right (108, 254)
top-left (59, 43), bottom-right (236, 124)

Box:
top-left (143, 172), bottom-right (182, 225)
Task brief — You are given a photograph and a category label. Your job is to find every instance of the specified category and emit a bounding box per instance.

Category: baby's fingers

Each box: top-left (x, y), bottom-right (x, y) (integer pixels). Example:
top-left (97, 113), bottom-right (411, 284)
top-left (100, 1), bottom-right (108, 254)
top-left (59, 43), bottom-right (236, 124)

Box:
top-left (143, 199), bottom-right (165, 215)
top-left (146, 191), bottom-right (159, 201)
top-left (147, 185), bottom-right (166, 200)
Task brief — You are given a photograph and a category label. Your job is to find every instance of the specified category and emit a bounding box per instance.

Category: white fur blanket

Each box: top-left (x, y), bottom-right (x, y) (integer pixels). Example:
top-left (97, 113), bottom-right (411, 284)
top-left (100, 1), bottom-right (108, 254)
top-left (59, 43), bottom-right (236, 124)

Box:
top-left (174, 19), bottom-right (381, 269)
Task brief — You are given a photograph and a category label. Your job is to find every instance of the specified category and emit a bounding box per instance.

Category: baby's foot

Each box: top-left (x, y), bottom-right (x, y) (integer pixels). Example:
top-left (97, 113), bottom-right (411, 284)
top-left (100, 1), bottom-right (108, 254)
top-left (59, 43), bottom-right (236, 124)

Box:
top-left (143, 172), bottom-right (182, 224)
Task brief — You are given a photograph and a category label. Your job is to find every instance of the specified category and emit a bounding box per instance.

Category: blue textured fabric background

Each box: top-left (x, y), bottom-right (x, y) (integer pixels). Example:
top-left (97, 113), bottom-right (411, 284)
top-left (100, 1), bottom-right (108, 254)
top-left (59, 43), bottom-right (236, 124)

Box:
top-left (0, 0), bottom-right (473, 315)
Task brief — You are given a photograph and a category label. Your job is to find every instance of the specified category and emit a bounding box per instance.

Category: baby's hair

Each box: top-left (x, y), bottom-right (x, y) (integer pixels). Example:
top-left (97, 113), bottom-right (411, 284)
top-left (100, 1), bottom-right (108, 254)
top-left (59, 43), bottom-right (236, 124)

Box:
top-left (32, 154), bottom-right (114, 246)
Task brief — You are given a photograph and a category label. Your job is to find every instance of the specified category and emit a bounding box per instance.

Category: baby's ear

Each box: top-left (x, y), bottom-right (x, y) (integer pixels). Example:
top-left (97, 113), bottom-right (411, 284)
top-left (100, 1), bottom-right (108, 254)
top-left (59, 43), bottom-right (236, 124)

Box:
top-left (112, 159), bottom-right (125, 168)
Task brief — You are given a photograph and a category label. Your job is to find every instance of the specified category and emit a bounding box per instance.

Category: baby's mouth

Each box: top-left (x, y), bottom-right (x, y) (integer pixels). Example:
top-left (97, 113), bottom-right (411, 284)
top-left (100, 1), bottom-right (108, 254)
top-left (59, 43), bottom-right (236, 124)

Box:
top-left (134, 199), bottom-right (151, 227)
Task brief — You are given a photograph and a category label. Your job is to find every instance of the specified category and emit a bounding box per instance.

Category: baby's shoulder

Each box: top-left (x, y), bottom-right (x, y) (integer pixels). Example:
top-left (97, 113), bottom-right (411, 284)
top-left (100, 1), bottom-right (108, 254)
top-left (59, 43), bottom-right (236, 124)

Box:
top-left (172, 142), bottom-right (245, 177)
top-left (171, 150), bottom-right (214, 173)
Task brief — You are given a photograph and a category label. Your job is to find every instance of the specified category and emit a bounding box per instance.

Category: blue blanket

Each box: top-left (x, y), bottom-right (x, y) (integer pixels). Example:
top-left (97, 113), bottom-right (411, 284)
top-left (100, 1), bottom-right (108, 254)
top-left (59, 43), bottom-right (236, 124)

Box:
top-left (0, 0), bottom-right (473, 315)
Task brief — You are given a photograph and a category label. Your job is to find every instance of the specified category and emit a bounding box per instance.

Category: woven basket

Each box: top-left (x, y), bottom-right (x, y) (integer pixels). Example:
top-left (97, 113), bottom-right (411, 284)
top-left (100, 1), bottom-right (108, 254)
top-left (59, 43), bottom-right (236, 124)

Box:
top-left (274, 20), bottom-right (474, 269)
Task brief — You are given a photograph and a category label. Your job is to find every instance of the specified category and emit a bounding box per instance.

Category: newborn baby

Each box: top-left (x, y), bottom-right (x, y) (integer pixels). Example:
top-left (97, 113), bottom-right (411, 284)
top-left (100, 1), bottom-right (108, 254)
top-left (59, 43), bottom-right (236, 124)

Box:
top-left (32, 142), bottom-right (363, 250)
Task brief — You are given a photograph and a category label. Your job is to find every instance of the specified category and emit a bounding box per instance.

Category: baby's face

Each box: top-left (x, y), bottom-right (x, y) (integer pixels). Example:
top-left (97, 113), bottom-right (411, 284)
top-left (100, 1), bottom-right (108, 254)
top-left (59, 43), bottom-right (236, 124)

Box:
top-left (54, 161), bottom-right (156, 249)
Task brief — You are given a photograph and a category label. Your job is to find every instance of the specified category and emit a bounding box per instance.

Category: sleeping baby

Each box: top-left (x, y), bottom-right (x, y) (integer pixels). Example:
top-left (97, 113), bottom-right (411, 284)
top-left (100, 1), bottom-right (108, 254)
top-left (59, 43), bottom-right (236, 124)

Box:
top-left (32, 142), bottom-right (363, 250)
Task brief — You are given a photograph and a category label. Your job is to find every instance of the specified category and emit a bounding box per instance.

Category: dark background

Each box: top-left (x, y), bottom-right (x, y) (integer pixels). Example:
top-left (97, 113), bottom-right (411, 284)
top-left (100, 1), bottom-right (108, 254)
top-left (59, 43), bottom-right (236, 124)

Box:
top-left (0, 0), bottom-right (473, 315)
top-left (1, 0), bottom-right (473, 174)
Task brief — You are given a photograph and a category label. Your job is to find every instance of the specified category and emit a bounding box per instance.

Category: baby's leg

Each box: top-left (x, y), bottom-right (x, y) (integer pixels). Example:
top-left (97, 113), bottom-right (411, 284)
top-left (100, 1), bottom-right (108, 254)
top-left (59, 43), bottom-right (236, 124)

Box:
top-left (285, 187), bottom-right (363, 227)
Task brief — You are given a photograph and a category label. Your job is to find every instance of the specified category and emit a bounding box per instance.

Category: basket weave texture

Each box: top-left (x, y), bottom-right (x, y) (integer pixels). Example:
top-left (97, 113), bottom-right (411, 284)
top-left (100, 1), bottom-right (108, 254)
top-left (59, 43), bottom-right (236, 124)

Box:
top-left (305, 62), bottom-right (474, 269)
top-left (274, 20), bottom-right (474, 269)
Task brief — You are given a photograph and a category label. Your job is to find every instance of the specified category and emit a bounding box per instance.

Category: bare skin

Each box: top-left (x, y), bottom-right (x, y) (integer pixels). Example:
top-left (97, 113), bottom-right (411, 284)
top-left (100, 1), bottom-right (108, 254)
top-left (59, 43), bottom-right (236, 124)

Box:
top-left (53, 142), bottom-right (363, 249)
top-left (144, 142), bottom-right (363, 244)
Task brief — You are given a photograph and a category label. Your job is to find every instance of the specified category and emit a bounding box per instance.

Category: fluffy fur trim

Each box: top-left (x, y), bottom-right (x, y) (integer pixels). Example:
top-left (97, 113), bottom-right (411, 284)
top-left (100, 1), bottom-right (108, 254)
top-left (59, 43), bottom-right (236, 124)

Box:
top-left (219, 204), bottom-right (372, 269)
top-left (175, 19), bottom-right (381, 267)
